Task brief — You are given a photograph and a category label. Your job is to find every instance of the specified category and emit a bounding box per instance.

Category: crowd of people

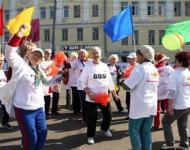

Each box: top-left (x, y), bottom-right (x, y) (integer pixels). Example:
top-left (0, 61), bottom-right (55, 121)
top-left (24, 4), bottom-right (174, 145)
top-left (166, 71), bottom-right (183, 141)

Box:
top-left (0, 25), bottom-right (190, 150)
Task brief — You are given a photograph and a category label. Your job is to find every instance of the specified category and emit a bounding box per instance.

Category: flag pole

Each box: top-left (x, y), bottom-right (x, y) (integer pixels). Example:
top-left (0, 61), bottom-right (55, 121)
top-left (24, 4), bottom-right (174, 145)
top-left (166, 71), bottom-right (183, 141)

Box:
top-left (132, 33), bottom-right (136, 51)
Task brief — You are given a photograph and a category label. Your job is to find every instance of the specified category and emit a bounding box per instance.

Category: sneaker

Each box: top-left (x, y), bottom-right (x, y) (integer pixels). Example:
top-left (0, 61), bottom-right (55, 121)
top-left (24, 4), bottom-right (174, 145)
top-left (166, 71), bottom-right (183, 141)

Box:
top-left (87, 137), bottom-right (94, 145)
top-left (176, 144), bottom-right (189, 150)
top-left (2, 123), bottom-right (13, 129)
top-left (104, 130), bottom-right (112, 138)
top-left (161, 144), bottom-right (175, 150)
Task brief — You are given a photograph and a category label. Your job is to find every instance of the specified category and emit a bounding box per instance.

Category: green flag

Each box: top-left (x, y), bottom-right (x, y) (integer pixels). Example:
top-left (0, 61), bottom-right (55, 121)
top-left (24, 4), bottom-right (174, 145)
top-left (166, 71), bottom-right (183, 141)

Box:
top-left (165, 20), bottom-right (190, 43)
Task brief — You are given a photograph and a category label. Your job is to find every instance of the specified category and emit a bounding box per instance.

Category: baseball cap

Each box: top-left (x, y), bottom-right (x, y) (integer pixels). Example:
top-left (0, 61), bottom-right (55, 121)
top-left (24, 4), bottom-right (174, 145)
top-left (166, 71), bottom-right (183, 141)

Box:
top-left (127, 52), bottom-right (136, 58)
top-left (155, 53), bottom-right (169, 63)
top-left (32, 48), bottom-right (44, 58)
top-left (139, 45), bottom-right (155, 62)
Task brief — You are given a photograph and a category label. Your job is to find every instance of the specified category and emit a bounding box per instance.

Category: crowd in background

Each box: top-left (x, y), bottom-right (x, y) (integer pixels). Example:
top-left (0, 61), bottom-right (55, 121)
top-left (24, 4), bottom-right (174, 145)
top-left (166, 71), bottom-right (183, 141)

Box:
top-left (0, 25), bottom-right (190, 150)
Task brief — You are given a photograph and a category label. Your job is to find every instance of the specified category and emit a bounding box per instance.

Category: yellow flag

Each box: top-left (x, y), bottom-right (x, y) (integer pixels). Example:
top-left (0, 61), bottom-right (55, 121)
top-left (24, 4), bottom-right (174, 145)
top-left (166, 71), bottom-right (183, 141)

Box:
top-left (6, 7), bottom-right (35, 36)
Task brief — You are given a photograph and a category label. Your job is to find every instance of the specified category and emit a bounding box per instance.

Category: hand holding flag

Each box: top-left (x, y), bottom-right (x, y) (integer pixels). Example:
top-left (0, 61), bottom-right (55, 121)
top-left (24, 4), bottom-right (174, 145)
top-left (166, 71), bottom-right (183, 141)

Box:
top-left (6, 7), bottom-right (35, 36)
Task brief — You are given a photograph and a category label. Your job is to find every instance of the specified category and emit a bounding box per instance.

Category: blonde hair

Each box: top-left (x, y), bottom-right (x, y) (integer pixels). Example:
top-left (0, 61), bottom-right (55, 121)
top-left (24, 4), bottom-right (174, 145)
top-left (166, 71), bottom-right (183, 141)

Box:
top-left (92, 46), bottom-right (102, 56)
top-left (79, 49), bottom-right (89, 57)
top-left (70, 52), bottom-right (78, 59)
top-left (109, 54), bottom-right (119, 62)
top-left (19, 41), bottom-right (36, 58)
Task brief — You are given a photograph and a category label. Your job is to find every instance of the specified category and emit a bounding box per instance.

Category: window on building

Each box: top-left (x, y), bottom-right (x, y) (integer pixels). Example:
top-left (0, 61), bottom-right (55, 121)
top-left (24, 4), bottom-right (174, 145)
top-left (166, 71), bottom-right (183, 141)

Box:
top-left (62, 29), bottom-right (68, 41)
top-left (44, 29), bottom-right (50, 42)
top-left (74, 5), bottom-right (80, 18)
top-left (77, 28), bottom-right (83, 41)
top-left (49, 6), bottom-right (54, 19)
top-left (17, 8), bottom-right (22, 13)
top-left (174, 2), bottom-right (181, 16)
top-left (5, 10), bottom-right (9, 21)
top-left (148, 30), bottom-right (155, 45)
top-left (131, 2), bottom-right (139, 15)
top-left (121, 2), bottom-right (128, 10)
top-left (4, 31), bottom-right (9, 42)
top-left (122, 37), bottom-right (128, 45)
top-left (132, 30), bottom-right (139, 45)
top-left (63, 6), bottom-right (69, 17)
top-left (159, 30), bottom-right (165, 45)
top-left (158, 1), bottom-right (166, 16)
top-left (92, 4), bottom-right (99, 17)
top-left (40, 7), bottom-right (46, 19)
top-left (185, 1), bottom-right (190, 16)
top-left (147, 1), bottom-right (154, 15)
top-left (92, 28), bottom-right (99, 40)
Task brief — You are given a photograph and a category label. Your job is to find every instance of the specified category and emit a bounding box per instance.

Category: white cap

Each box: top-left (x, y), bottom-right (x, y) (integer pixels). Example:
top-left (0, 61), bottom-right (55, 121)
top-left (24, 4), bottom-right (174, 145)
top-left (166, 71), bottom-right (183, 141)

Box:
top-left (139, 45), bottom-right (155, 62)
top-left (32, 48), bottom-right (44, 58)
top-left (127, 52), bottom-right (136, 58)
top-left (44, 49), bottom-right (52, 54)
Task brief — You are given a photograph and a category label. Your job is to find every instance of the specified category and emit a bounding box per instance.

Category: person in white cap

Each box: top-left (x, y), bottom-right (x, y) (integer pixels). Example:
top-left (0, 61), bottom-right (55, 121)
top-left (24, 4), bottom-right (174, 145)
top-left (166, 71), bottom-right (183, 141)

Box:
top-left (0, 25), bottom-right (64, 150)
top-left (122, 52), bottom-right (137, 119)
top-left (40, 48), bottom-right (53, 118)
top-left (122, 45), bottom-right (159, 150)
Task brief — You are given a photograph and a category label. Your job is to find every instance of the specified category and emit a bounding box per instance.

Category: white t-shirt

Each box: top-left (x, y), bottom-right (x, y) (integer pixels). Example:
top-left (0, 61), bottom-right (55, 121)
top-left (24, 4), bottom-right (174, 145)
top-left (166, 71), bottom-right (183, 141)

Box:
top-left (40, 59), bottom-right (53, 96)
top-left (124, 62), bottom-right (159, 119)
top-left (68, 68), bottom-right (78, 87)
top-left (0, 69), bottom-right (7, 88)
top-left (157, 65), bottom-right (174, 100)
top-left (168, 67), bottom-right (190, 109)
top-left (79, 61), bottom-right (114, 103)
top-left (108, 65), bottom-right (117, 85)
top-left (70, 59), bottom-right (92, 90)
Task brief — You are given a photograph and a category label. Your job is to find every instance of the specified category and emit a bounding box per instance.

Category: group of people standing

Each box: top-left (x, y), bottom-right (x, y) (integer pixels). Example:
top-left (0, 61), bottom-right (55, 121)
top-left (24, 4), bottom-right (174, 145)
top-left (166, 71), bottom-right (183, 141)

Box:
top-left (0, 24), bottom-right (190, 150)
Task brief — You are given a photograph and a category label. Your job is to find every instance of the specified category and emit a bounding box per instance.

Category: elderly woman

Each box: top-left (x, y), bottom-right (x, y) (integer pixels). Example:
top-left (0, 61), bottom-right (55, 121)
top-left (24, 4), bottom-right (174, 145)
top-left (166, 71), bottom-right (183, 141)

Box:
top-left (65, 49), bottom-right (91, 122)
top-left (123, 45), bottom-right (159, 150)
top-left (161, 51), bottom-right (190, 149)
top-left (108, 54), bottom-right (123, 112)
top-left (79, 47), bottom-right (118, 144)
top-left (0, 25), bottom-right (63, 150)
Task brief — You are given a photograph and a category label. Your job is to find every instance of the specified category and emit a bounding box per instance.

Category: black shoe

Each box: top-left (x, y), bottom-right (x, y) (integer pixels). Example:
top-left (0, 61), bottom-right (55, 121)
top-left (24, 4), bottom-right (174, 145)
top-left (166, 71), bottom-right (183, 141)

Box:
top-left (125, 116), bottom-right (129, 120)
top-left (151, 127), bottom-right (160, 131)
top-left (52, 112), bottom-right (61, 115)
top-left (2, 123), bottom-right (13, 129)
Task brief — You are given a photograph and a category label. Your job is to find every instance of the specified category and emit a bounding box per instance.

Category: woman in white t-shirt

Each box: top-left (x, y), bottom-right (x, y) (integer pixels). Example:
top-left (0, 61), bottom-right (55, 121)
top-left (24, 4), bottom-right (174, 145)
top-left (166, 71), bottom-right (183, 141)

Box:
top-left (161, 51), bottom-right (190, 149)
top-left (108, 54), bottom-right (123, 112)
top-left (79, 47), bottom-right (118, 145)
top-left (123, 45), bottom-right (159, 150)
top-left (153, 53), bottom-right (174, 130)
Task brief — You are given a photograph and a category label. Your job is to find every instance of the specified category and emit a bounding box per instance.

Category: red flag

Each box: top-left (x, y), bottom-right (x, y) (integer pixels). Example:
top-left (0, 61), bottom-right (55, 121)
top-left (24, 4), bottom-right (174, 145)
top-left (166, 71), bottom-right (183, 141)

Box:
top-left (27, 18), bottom-right (40, 42)
top-left (0, 5), bottom-right (4, 36)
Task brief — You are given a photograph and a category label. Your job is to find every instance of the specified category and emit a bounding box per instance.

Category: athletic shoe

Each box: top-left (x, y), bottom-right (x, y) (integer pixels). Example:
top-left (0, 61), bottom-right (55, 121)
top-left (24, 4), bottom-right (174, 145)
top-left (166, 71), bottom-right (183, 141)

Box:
top-left (161, 144), bottom-right (175, 150)
top-left (87, 137), bottom-right (94, 144)
top-left (104, 130), bottom-right (112, 138)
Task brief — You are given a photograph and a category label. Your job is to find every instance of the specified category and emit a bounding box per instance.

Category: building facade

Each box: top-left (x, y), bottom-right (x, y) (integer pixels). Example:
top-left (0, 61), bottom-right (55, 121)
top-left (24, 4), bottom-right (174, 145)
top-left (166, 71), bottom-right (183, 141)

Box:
top-left (2, 0), bottom-right (190, 61)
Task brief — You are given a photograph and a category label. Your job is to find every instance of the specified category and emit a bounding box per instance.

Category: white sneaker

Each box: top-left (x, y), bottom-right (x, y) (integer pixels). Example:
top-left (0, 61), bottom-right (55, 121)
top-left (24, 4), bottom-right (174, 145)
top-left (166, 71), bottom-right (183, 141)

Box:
top-left (87, 137), bottom-right (94, 144)
top-left (104, 130), bottom-right (112, 138)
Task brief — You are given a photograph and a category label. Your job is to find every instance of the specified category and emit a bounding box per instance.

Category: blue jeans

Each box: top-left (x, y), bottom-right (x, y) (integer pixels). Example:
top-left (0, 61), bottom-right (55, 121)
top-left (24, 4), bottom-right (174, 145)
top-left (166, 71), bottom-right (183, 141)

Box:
top-left (15, 107), bottom-right (47, 150)
top-left (129, 116), bottom-right (153, 150)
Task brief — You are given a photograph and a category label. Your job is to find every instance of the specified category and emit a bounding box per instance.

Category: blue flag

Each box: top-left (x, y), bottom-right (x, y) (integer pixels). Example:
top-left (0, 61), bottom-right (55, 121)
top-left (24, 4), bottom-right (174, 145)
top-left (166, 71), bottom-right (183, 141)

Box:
top-left (104, 5), bottom-right (134, 42)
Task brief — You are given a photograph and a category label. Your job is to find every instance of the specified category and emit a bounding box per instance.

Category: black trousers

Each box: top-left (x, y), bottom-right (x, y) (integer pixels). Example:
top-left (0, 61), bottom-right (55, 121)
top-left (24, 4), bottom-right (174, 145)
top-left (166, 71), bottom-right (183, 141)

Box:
top-left (52, 92), bottom-right (60, 114)
top-left (66, 89), bottom-right (72, 107)
top-left (125, 91), bottom-right (130, 113)
top-left (78, 90), bottom-right (86, 122)
top-left (44, 95), bottom-right (51, 116)
top-left (112, 91), bottom-right (123, 112)
top-left (2, 105), bottom-right (9, 125)
top-left (86, 101), bottom-right (112, 138)
top-left (71, 87), bottom-right (81, 113)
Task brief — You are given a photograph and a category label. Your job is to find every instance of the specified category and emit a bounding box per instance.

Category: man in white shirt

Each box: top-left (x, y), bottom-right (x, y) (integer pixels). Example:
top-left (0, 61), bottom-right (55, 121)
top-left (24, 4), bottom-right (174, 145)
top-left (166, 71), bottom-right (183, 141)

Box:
top-left (123, 45), bottom-right (159, 150)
